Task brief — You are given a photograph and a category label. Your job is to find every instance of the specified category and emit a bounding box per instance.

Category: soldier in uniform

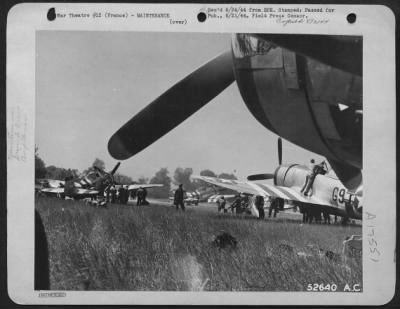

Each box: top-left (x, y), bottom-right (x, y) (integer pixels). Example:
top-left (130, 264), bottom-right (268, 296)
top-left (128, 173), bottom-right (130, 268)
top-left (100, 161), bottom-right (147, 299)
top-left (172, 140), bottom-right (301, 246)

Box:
top-left (230, 194), bottom-right (241, 214)
top-left (269, 197), bottom-right (282, 218)
top-left (105, 184), bottom-right (111, 203)
top-left (217, 196), bottom-right (227, 213)
top-left (117, 186), bottom-right (123, 204)
top-left (119, 186), bottom-right (128, 204)
top-left (110, 186), bottom-right (117, 203)
top-left (136, 187), bottom-right (144, 206)
top-left (142, 187), bottom-right (148, 205)
top-left (301, 159), bottom-right (315, 195)
top-left (255, 195), bottom-right (265, 219)
top-left (174, 184), bottom-right (185, 211)
top-left (124, 186), bottom-right (130, 204)
top-left (323, 209), bottom-right (331, 224)
top-left (303, 160), bottom-right (329, 196)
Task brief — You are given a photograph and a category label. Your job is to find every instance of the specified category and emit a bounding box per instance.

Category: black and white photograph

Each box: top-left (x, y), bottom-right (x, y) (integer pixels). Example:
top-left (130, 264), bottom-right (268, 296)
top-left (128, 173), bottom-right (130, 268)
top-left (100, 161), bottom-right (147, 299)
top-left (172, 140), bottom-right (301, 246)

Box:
top-left (6, 3), bottom-right (396, 305)
top-left (34, 30), bottom-right (363, 292)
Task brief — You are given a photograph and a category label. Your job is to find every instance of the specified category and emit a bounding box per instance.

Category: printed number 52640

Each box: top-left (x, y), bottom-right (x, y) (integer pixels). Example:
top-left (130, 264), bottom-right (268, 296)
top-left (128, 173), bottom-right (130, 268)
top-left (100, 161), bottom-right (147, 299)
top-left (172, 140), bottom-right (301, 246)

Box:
top-left (307, 283), bottom-right (337, 292)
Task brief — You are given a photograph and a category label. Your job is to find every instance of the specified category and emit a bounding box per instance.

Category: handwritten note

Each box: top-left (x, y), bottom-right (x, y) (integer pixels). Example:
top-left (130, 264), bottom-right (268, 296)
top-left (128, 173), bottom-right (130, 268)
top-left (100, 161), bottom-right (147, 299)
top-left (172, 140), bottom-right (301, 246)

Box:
top-left (8, 106), bottom-right (28, 162)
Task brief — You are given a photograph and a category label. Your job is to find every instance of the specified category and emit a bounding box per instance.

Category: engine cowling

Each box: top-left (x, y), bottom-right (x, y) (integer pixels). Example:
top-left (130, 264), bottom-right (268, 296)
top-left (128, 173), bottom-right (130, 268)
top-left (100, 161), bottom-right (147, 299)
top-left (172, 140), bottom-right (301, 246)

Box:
top-left (274, 164), bottom-right (308, 187)
top-left (231, 34), bottom-right (362, 175)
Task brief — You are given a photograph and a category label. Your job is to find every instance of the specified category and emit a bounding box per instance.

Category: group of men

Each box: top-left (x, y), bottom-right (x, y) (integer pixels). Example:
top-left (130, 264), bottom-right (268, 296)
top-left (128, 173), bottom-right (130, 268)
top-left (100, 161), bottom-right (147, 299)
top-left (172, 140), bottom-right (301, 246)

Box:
top-left (229, 194), bottom-right (253, 215)
top-left (216, 194), bottom-right (284, 220)
top-left (255, 196), bottom-right (285, 219)
top-left (300, 205), bottom-right (337, 224)
top-left (105, 185), bottom-right (130, 204)
top-left (216, 194), bottom-right (249, 215)
top-left (176, 158), bottom-right (330, 220)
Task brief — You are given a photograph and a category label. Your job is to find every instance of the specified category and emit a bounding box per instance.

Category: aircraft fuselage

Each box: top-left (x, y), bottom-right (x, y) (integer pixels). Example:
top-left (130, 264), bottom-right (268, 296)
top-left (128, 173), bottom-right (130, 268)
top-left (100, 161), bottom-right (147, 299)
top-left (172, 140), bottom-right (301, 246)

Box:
top-left (273, 164), bottom-right (362, 219)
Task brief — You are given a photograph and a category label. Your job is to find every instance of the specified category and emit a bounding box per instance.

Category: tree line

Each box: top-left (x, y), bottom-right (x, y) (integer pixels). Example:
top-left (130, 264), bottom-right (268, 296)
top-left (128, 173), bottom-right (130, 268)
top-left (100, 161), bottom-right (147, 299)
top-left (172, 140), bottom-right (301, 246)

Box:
top-left (35, 146), bottom-right (237, 198)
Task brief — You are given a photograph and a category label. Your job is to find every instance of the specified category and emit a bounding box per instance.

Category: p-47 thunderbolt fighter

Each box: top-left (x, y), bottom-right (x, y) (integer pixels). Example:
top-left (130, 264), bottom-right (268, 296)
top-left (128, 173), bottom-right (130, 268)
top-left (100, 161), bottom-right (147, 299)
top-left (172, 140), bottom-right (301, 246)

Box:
top-left (40, 162), bottom-right (121, 201)
top-left (193, 139), bottom-right (362, 223)
top-left (108, 34), bottom-right (362, 194)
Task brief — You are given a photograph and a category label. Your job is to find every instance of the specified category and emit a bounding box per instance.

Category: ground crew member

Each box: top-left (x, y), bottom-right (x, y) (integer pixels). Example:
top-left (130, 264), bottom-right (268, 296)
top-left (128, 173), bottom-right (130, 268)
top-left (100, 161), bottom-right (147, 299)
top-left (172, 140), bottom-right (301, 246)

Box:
top-left (117, 186), bottom-right (123, 204)
top-left (137, 187), bottom-right (144, 206)
top-left (240, 194), bottom-right (250, 213)
top-left (301, 159), bottom-right (315, 195)
top-left (124, 186), bottom-right (130, 204)
top-left (230, 194), bottom-right (241, 214)
top-left (269, 197), bottom-right (283, 218)
top-left (255, 195), bottom-right (265, 219)
top-left (323, 210), bottom-right (331, 224)
top-left (303, 160), bottom-right (328, 196)
top-left (119, 186), bottom-right (128, 204)
top-left (110, 186), bottom-right (117, 203)
top-left (217, 196), bottom-right (227, 213)
top-left (174, 184), bottom-right (185, 211)
top-left (105, 185), bottom-right (111, 203)
top-left (142, 188), bottom-right (148, 205)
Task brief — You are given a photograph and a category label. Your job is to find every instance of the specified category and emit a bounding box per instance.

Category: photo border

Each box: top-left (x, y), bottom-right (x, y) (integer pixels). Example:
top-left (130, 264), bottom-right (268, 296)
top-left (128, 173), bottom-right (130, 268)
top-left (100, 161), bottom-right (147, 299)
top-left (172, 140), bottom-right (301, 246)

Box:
top-left (6, 2), bottom-right (396, 305)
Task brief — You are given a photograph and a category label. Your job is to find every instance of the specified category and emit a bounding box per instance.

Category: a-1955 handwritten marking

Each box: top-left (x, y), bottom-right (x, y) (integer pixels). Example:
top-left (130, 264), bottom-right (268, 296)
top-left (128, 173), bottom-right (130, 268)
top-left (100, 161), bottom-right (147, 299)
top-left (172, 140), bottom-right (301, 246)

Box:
top-left (8, 106), bottom-right (27, 162)
top-left (366, 212), bottom-right (380, 262)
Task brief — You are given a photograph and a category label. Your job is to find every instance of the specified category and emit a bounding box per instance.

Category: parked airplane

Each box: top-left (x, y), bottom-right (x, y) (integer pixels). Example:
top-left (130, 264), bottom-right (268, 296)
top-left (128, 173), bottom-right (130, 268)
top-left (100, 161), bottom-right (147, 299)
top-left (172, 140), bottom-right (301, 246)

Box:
top-left (40, 162), bottom-right (121, 200)
top-left (35, 178), bottom-right (65, 198)
top-left (193, 138), bottom-right (362, 223)
top-left (35, 178), bottom-right (65, 190)
top-left (108, 34), bottom-right (362, 192)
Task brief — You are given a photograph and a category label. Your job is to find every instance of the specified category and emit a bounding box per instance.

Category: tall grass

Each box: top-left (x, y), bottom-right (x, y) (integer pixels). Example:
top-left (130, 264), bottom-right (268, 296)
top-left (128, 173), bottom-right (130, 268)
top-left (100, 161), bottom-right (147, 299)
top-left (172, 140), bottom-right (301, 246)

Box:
top-left (36, 197), bottom-right (362, 291)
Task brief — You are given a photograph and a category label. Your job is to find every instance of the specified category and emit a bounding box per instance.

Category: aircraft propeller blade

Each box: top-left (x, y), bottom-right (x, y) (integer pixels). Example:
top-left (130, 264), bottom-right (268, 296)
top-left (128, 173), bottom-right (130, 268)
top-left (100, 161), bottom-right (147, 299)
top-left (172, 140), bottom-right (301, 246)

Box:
top-left (246, 137), bottom-right (283, 181)
top-left (108, 50), bottom-right (235, 160)
top-left (110, 162), bottom-right (121, 175)
top-left (247, 173), bottom-right (275, 181)
top-left (278, 137), bottom-right (282, 165)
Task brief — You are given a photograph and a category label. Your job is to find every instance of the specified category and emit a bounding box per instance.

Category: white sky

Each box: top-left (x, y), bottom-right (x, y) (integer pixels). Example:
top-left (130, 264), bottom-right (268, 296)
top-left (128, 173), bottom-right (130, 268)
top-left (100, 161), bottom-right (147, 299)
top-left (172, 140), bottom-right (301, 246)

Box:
top-left (36, 31), bottom-right (323, 181)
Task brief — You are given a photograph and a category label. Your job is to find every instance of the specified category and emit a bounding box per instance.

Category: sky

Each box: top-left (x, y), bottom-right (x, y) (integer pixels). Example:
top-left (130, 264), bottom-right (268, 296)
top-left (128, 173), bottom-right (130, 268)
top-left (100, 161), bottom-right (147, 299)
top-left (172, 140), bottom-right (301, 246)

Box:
top-left (36, 31), bottom-right (323, 181)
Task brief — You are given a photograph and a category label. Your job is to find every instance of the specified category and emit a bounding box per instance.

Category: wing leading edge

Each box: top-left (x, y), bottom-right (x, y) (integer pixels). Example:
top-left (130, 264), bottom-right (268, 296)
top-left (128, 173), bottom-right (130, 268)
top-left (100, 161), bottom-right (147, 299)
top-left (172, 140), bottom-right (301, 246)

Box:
top-left (127, 184), bottom-right (164, 191)
top-left (193, 175), bottom-right (331, 207)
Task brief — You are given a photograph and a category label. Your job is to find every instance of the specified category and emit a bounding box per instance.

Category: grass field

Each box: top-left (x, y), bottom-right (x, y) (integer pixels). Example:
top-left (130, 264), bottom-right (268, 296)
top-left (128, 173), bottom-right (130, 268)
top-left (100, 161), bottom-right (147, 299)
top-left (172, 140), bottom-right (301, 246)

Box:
top-left (36, 197), bottom-right (362, 291)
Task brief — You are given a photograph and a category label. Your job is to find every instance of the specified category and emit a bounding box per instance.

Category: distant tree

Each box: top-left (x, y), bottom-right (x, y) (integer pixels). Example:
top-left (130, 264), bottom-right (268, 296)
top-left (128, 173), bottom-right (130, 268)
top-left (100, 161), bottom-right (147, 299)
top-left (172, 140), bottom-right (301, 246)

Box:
top-left (137, 176), bottom-right (148, 184)
top-left (69, 169), bottom-right (79, 178)
top-left (173, 167), bottom-right (194, 191)
top-left (191, 178), bottom-right (204, 191)
top-left (200, 169), bottom-right (217, 177)
top-left (218, 173), bottom-right (237, 180)
top-left (45, 165), bottom-right (78, 180)
top-left (82, 158), bottom-right (106, 175)
top-left (149, 168), bottom-right (171, 198)
top-left (195, 169), bottom-right (218, 191)
top-left (35, 146), bottom-right (47, 179)
top-left (92, 158), bottom-right (105, 171)
top-left (113, 173), bottom-right (133, 185)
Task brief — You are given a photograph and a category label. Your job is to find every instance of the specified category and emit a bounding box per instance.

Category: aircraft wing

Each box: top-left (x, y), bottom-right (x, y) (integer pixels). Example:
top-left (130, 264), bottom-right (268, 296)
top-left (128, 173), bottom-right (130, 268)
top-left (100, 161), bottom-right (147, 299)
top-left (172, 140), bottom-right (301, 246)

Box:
top-left (75, 188), bottom-right (99, 195)
top-left (127, 184), bottom-right (163, 191)
top-left (193, 176), bottom-right (331, 206)
top-left (40, 188), bottom-right (64, 194)
top-left (40, 187), bottom-right (99, 195)
top-left (47, 179), bottom-right (65, 188)
top-left (193, 176), bottom-right (262, 195)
